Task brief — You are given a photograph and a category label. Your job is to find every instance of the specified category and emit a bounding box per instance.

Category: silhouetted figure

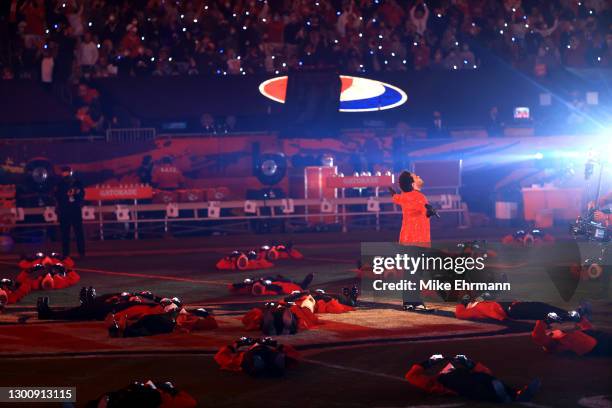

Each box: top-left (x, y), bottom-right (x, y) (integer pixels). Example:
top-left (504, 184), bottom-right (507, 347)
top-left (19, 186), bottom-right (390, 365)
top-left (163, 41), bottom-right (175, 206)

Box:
top-left (54, 166), bottom-right (85, 257)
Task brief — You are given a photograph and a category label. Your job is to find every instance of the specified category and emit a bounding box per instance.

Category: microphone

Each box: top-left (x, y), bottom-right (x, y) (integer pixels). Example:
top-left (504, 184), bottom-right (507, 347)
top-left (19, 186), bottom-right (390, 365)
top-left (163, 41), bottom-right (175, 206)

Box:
top-left (425, 204), bottom-right (440, 218)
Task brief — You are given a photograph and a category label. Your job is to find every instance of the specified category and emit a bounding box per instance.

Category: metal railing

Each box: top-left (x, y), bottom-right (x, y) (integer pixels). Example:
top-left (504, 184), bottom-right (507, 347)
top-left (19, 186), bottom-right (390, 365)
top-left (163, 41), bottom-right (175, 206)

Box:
top-left (1, 195), bottom-right (468, 240)
top-left (105, 128), bottom-right (157, 143)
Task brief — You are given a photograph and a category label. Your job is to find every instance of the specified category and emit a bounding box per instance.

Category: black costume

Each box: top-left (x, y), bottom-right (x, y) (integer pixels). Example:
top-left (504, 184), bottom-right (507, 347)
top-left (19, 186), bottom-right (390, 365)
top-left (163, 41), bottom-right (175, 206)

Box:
top-left (230, 273), bottom-right (314, 296)
top-left (502, 301), bottom-right (579, 320)
top-left (37, 289), bottom-right (162, 321)
top-left (54, 172), bottom-right (85, 257)
top-left (405, 354), bottom-right (540, 403)
top-left (85, 380), bottom-right (197, 408)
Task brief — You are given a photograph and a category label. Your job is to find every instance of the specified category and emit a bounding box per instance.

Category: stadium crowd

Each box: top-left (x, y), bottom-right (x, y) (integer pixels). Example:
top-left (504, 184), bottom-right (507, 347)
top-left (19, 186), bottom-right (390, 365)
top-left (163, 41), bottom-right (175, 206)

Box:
top-left (1, 0), bottom-right (610, 83)
top-left (0, 0), bottom-right (609, 135)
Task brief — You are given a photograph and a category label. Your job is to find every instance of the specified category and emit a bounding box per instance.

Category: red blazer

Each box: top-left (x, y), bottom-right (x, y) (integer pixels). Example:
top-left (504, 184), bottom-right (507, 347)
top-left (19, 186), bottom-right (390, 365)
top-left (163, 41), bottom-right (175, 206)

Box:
top-left (392, 191), bottom-right (431, 246)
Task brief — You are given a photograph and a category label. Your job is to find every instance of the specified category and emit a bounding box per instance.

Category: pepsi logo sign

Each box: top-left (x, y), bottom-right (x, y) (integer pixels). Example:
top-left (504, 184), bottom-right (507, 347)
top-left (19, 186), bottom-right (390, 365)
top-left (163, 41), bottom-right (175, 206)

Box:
top-left (259, 75), bottom-right (407, 112)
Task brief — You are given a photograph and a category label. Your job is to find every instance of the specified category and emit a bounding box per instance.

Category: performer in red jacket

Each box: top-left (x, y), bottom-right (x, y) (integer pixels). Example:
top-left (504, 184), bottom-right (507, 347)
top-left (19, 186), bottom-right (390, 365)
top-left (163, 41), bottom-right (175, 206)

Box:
top-left (389, 171), bottom-right (438, 312)
top-left (405, 354), bottom-right (540, 402)
top-left (389, 171), bottom-right (437, 311)
top-left (389, 171), bottom-right (434, 247)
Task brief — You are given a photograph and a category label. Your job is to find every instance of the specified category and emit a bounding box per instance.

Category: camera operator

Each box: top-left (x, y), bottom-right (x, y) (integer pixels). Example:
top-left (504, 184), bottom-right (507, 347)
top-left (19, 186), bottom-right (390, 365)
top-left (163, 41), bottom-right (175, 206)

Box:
top-left (590, 191), bottom-right (612, 227)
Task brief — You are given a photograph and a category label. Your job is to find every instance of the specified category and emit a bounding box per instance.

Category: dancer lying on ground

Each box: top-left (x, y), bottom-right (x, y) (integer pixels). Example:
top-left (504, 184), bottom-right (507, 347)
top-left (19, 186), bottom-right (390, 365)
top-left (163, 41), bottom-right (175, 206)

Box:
top-left (36, 288), bottom-right (217, 337)
top-left (37, 288), bottom-right (167, 321)
top-left (0, 278), bottom-right (31, 311)
top-left (455, 293), bottom-right (590, 322)
top-left (85, 380), bottom-right (197, 408)
top-left (531, 312), bottom-right (611, 356)
top-left (258, 243), bottom-right (304, 261)
top-left (216, 249), bottom-right (274, 270)
top-left (283, 285), bottom-right (359, 311)
top-left (107, 303), bottom-right (217, 338)
top-left (16, 252), bottom-right (80, 291)
top-left (405, 353), bottom-right (540, 403)
top-left (217, 244), bottom-right (304, 270)
top-left (215, 336), bottom-right (300, 376)
top-left (229, 273), bottom-right (314, 296)
top-left (242, 301), bottom-right (317, 335)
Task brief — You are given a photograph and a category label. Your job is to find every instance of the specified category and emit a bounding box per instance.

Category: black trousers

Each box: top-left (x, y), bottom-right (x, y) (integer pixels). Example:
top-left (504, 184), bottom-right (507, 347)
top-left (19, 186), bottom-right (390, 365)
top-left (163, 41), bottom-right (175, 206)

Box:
top-left (438, 369), bottom-right (516, 402)
top-left (40, 296), bottom-right (143, 321)
top-left (123, 313), bottom-right (176, 337)
top-left (402, 246), bottom-right (440, 305)
top-left (501, 301), bottom-right (570, 320)
top-left (584, 330), bottom-right (612, 356)
top-left (59, 210), bottom-right (85, 257)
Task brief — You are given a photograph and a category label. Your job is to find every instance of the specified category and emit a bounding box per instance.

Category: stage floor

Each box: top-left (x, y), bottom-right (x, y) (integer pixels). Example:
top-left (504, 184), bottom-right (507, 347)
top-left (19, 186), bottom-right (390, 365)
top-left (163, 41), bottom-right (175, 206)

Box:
top-left (0, 230), bottom-right (610, 407)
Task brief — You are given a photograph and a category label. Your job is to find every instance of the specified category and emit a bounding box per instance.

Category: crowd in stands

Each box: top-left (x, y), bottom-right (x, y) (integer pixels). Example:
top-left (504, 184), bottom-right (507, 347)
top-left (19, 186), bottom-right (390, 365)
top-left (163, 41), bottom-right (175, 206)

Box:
top-left (1, 0), bottom-right (610, 82)
top-left (0, 0), bottom-right (609, 134)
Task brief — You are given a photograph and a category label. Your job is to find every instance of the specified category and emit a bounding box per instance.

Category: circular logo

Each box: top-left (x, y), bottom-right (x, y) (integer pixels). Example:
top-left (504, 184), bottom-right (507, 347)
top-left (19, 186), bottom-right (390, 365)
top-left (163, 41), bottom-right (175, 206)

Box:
top-left (259, 75), bottom-right (407, 112)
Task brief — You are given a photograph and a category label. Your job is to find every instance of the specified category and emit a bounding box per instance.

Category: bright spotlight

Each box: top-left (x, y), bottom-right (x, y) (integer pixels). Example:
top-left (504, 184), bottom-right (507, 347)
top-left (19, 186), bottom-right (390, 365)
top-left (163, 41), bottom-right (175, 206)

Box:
top-left (534, 152), bottom-right (544, 160)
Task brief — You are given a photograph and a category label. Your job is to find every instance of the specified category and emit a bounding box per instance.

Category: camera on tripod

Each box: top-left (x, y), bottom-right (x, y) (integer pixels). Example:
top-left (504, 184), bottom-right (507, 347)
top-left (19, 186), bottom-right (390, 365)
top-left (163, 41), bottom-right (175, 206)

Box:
top-left (570, 209), bottom-right (610, 242)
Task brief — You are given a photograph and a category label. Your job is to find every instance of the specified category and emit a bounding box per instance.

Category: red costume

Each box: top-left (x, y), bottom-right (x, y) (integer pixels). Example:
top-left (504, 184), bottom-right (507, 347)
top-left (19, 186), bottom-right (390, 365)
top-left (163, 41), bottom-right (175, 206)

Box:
top-left (455, 301), bottom-right (508, 321)
top-left (290, 292), bottom-right (355, 314)
top-left (241, 303), bottom-right (319, 332)
top-left (501, 230), bottom-right (555, 246)
top-left (315, 298), bottom-right (355, 313)
top-left (405, 362), bottom-right (493, 395)
top-left (16, 253), bottom-right (80, 291)
top-left (106, 303), bottom-right (218, 337)
top-left (104, 303), bottom-right (166, 329)
top-left (218, 244), bottom-right (303, 270)
top-left (290, 304), bottom-right (319, 330)
top-left (257, 280), bottom-right (302, 295)
top-left (89, 380), bottom-right (197, 408)
top-left (268, 244), bottom-right (304, 260)
top-left (0, 280), bottom-right (31, 307)
top-left (405, 355), bottom-right (540, 402)
top-left (531, 319), bottom-right (597, 356)
top-left (175, 310), bottom-right (218, 332)
top-left (242, 308), bottom-right (264, 331)
top-left (159, 390), bottom-right (198, 408)
top-left (229, 273), bottom-right (313, 296)
top-left (216, 252), bottom-right (274, 271)
top-left (214, 338), bottom-right (300, 374)
top-left (392, 191), bottom-right (431, 246)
